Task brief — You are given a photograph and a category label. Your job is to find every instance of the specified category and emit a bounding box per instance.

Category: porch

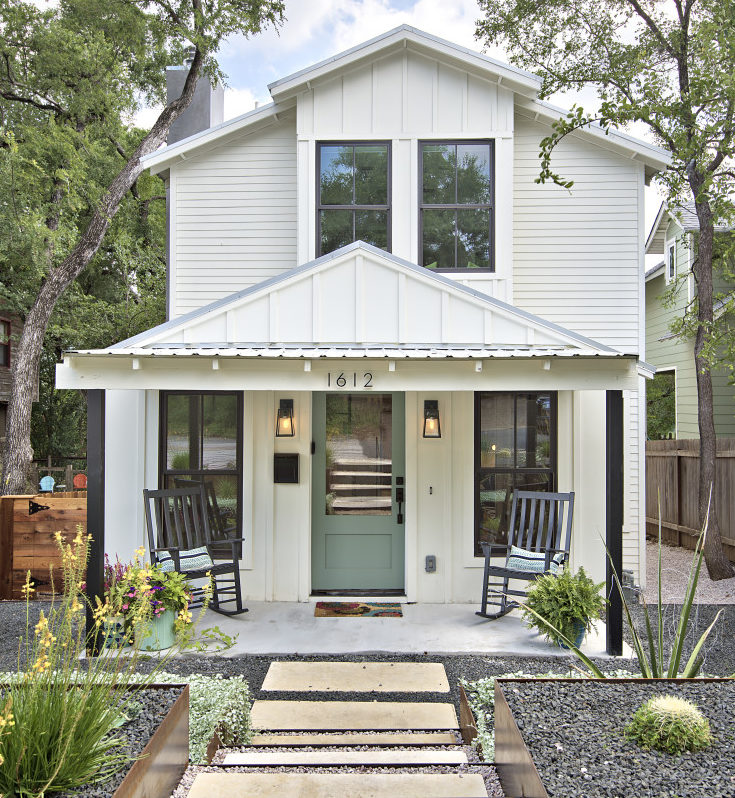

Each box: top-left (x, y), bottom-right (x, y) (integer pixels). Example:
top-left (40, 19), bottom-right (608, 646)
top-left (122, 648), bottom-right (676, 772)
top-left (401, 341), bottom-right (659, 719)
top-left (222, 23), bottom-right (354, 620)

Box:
top-left (185, 601), bottom-right (627, 658)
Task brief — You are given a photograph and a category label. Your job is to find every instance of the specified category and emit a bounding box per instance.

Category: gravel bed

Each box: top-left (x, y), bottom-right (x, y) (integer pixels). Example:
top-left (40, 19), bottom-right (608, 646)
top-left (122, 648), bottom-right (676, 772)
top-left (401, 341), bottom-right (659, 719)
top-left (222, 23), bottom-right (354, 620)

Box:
top-left (500, 679), bottom-right (735, 798)
top-left (53, 686), bottom-right (183, 798)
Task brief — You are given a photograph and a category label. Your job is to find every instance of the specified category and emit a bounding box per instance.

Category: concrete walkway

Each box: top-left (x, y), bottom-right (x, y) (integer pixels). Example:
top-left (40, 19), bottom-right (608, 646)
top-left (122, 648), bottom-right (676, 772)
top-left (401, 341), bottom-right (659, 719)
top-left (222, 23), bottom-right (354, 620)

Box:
top-left (189, 602), bottom-right (629, 658)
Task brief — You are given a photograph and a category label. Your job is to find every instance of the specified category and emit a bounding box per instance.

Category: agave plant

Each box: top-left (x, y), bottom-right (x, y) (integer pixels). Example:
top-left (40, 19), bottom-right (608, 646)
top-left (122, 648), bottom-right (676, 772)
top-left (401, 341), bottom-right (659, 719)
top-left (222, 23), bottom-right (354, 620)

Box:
top-left (520, 498), bottom-right (722, 678)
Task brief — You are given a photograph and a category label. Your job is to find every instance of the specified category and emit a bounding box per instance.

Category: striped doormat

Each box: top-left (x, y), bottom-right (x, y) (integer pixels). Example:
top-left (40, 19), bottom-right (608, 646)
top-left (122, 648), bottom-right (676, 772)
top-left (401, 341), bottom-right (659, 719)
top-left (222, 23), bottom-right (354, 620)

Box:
top-left (314, 602), bottom-right (403, 618)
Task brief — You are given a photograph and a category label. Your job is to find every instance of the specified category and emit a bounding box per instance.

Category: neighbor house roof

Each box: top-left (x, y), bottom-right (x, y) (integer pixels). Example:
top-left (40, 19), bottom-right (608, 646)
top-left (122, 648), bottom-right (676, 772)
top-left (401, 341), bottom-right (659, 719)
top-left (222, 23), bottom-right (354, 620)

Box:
top-left (646, 201), bottom-right (733, 254)
top-left (143, 26), bottom-right (671, 178)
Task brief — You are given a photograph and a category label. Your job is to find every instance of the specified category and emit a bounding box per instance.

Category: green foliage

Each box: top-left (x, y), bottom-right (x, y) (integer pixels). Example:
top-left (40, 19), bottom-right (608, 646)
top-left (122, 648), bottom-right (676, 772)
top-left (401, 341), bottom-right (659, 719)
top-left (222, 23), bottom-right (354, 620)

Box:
top-left (0, 533), bottom-right (160, 796)
top-left (153, 671), bottom-right (252, 763)
top-left (647, 371), bottom-right (676, 440)
top-left (177, 623), bottom-right (240, 653)
top-left (521, 567), bottom-right (606, 646)
top-left (625, 695), bottom-right (713, 755)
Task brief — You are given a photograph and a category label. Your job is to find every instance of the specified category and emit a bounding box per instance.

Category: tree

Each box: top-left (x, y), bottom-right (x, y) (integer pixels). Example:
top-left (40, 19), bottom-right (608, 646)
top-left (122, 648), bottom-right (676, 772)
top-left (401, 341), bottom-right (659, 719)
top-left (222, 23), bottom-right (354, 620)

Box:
top-left (646, 372), bottom-right (676, 440)
top-left (476, 0), bottom-right (735, 579)
top-left (0, 0), bottom-right (284, 494)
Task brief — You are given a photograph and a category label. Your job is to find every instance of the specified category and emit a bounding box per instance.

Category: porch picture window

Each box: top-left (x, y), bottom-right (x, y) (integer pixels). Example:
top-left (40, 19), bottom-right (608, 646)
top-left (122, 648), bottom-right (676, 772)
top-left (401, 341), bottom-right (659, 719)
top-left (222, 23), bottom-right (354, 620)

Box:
top-left (420, 141), bottom-right (494, 271)
top-left (0, 319), bottom-right (9, 367)
top-left (317, 142), bottom-right (391, 256)
top-left (160, 392), bottom-right (243, 558)
top-left (474, 392), bottom-right (557, 556)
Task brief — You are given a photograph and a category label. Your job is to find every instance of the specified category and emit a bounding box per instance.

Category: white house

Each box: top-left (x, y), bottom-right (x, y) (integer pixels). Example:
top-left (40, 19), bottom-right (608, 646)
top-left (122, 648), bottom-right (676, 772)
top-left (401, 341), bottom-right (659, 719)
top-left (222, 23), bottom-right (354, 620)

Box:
top-left (57, 27), bottom-right (668, 618)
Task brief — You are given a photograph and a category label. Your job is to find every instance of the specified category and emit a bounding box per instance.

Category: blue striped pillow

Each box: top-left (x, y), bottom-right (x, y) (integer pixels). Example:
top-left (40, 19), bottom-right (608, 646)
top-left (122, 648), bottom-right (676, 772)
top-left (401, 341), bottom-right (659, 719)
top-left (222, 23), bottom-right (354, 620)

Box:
top-left (158, 546), bottom-right (213, 573)
top-left (506, 545), bottom-right (565, 575)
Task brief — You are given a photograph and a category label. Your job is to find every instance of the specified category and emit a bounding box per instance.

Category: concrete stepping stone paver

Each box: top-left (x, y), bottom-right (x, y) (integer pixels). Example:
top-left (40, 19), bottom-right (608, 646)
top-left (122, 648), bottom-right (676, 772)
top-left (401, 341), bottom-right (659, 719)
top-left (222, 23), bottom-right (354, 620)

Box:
top-left (261, 661), bottom-right (450, 693)
top-left (187, 772), bottom-right (488, 797)
top-left (251, 700), bottom-right (458, 731)
top-left (250, 732), bottom-right (460, 747)
top-left (222, 749), bottom-right (469, 766)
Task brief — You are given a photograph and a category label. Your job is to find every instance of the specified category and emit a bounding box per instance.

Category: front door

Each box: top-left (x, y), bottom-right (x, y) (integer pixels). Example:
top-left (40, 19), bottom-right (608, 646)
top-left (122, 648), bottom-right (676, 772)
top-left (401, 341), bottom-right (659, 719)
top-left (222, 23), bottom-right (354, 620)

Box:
top-left (311, 392), bottom-right (405, 592)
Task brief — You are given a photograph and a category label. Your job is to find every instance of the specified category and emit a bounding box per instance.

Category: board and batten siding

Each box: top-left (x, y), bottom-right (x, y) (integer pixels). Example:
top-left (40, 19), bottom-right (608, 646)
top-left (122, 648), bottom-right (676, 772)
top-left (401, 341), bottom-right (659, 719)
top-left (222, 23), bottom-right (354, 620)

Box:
top-left (170, 112), bottom-right (298, 318)
top-left (512, 115), bottom-right (642, 354)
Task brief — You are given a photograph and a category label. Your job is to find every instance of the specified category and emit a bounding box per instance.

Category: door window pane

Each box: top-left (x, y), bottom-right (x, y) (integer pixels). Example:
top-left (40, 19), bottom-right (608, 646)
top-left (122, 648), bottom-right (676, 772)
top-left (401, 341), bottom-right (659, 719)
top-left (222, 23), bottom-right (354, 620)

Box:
top-left (326, 394), bottom-right (393, 516)
top-left (202, 394), bottom-right (238, 470)
top-left (166, 394), bottom-right (195, 470)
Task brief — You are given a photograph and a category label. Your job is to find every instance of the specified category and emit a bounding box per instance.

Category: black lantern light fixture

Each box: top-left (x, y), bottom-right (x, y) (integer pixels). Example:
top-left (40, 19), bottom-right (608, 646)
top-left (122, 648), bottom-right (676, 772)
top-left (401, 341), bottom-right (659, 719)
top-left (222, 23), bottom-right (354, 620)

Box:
top-left (423, 399), bottom-right (441, 438)
top-left (276, 398), bottom-right (295, 437)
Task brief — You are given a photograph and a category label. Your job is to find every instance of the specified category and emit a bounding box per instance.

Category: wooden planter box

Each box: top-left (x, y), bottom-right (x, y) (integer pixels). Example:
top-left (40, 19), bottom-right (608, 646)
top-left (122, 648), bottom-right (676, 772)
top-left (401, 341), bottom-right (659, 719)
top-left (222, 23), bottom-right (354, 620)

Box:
top-left (0, 494), bottom-right (87, 599)
top-left (494, 678), bottom-right (735, 798)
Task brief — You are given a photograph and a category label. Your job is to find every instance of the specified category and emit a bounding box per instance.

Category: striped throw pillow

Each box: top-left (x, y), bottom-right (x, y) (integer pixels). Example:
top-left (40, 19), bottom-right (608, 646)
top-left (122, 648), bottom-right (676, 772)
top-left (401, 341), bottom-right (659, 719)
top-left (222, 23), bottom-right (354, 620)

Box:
top-left (506, 545), bottom-right (565, 575)
top-left (158, 546), bottom-right (213, 573)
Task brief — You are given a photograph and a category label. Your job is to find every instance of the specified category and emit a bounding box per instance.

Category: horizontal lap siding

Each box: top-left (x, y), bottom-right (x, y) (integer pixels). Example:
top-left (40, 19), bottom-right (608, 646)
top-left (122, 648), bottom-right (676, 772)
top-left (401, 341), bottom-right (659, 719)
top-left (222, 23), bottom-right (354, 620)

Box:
top-left (172, 117), bottom-right (298, 316)
top-left (512, 116), bottom-right (641, 353)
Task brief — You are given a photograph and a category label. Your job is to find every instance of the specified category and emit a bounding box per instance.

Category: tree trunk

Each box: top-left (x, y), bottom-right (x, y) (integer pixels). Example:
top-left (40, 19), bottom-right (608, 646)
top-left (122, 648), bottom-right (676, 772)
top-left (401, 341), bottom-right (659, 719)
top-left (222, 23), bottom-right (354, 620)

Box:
top-left (0, 51), bottom-right (204, 495)
top-left (692, 193), bottom-right (734, 580)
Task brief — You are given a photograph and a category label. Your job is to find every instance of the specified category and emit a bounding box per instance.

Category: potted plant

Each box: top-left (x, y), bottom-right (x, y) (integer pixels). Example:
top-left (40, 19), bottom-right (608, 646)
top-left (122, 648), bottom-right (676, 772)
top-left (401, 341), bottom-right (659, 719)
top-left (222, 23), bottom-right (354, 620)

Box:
top-left (520, 566), bottom-right (606, 648)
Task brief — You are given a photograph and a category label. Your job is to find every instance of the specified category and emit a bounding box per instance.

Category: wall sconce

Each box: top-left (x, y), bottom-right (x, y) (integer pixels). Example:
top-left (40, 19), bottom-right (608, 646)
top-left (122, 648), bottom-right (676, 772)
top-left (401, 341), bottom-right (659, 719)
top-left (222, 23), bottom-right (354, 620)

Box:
top-left (276, 399), bottom-right (295, 437)
top-left (423, 399), bottom-right (441, 438)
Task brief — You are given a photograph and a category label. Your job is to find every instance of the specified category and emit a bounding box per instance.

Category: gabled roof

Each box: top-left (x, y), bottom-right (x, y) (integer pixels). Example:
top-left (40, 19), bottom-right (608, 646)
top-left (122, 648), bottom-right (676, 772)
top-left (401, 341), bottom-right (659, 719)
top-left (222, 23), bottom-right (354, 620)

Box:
top-left (69, 242), bottom-right (624, 358)
top-left (267, 25), bottom-right (541, 100)
top-left (645, 260), bottom-right (665, 282)
top-left (143, 26), bottom-right (670, 177)
top-left (646, 201), bottom-right (733, 254)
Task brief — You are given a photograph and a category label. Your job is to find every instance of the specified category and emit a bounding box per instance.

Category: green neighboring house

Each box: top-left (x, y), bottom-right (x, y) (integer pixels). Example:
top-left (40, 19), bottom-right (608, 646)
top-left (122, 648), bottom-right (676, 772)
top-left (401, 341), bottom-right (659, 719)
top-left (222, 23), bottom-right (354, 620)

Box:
top-left (645, 203), bottom-right (735, 439)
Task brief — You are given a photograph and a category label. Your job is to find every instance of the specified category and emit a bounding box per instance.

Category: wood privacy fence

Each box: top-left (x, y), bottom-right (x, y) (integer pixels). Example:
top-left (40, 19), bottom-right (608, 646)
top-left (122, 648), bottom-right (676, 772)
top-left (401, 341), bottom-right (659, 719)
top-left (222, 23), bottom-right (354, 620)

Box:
top-left (645, 439), bottom-right (735, 562)
top-left (0, 493), bottom-right (87, 599)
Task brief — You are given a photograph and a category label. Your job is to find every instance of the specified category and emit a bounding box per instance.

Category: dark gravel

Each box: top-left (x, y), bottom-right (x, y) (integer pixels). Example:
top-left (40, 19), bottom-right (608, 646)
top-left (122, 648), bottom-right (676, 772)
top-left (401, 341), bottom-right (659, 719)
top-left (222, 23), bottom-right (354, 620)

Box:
top-left (500, 679), bottom-right (735, 798)
top-left (52, 686), bottom-right (183, 798)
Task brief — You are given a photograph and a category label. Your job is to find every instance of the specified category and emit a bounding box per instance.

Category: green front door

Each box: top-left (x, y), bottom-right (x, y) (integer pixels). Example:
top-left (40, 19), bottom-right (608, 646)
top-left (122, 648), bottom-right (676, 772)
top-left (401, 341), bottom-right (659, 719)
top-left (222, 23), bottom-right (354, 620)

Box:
top-left (312, 392), bottom-right (405, 592)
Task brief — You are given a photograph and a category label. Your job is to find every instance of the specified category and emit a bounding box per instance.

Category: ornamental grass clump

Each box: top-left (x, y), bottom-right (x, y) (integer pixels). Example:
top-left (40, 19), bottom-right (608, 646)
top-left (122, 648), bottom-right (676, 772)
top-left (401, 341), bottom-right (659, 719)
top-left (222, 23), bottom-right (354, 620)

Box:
top-left (0, 528), bottom-right (157, 798)
top-left (626, 695), bottom-right (713, 755)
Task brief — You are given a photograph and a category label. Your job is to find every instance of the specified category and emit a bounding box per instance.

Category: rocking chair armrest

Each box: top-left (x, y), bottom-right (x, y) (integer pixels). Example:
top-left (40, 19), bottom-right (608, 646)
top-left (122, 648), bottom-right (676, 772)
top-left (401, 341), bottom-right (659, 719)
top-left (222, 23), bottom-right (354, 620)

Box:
top-left (150, 545), bottom-right (180, 553)
top-left (480, 542), bottom-right (511, 559)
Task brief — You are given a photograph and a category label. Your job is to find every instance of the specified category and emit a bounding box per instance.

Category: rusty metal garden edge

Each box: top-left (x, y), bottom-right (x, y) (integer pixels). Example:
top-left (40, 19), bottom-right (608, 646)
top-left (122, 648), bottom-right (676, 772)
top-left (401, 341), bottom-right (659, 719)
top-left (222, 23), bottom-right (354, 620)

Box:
top-left (458, 683), bottom-right (478, 746)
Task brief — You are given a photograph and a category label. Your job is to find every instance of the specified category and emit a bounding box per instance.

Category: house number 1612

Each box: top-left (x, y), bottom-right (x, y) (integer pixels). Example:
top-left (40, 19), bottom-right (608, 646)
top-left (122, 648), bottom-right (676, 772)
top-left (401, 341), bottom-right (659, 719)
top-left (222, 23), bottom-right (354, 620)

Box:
top-left (327, 372), bottom-right (373, 388)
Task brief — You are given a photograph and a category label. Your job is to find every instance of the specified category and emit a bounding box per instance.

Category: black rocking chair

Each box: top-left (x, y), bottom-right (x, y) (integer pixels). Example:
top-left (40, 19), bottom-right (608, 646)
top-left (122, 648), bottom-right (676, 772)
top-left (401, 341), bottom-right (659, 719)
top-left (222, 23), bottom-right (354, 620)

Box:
top-left (143, 486), bottom-right (247, 616)
top-left (476, 490), bottom-right (575, 620)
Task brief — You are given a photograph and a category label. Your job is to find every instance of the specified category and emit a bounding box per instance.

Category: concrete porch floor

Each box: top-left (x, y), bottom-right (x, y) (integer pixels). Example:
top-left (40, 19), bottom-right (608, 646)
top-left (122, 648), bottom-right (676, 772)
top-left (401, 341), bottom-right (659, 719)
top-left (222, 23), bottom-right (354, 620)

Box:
top-left (188, 602), bottom-right (630, 658)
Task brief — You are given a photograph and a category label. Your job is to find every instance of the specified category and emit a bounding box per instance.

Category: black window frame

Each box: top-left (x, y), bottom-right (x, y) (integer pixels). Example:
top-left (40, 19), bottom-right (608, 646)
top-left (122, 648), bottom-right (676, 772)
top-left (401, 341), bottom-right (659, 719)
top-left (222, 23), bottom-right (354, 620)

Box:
top-left (474, 391), bottom-right (558, 557)
top-left (159, 390), bottom-right (243, 555)
top-left (419, 139), bottom-right (495, 273)
top-left (0, 318), bottom-right (10, 369)
top-left (316, 140), bottom-right (392, 257)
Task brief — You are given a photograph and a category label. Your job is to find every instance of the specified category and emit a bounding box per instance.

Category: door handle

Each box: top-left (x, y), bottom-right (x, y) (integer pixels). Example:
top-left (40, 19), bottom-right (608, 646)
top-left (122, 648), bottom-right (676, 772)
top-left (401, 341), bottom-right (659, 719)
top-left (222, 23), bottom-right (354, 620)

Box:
top-left (395, 484), bottom-right (404, 524)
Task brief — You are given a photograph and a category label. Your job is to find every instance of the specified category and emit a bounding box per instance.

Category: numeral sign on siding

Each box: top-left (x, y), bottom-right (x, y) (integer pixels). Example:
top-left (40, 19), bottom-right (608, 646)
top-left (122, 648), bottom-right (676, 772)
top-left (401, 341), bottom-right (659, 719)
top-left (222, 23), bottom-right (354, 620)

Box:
top-left (327, 372), bottom-right (374, 388)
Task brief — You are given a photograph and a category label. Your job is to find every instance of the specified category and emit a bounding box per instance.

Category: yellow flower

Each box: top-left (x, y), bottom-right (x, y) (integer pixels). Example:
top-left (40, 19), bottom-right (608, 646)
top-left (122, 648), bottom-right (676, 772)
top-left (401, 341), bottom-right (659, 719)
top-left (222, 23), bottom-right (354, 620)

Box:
top-left (70, 598), bottom-right (82, 614)
top-left (21, 573), bottom-right (35, 598)
top-left (34, 612), bottom-right (48, 636)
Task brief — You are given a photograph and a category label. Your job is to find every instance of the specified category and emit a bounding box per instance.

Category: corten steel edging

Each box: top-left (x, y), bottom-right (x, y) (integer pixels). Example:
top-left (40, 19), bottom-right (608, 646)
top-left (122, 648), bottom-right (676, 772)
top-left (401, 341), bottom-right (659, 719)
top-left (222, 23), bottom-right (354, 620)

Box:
top-left (494, 681), bottom-right (549, 798)
top-left (459, 684), bottom-right (478, 746)
top-left (113, 683), bottom-right (189, 798)
top-left (494, 677), bottom-right (735, 798)
top-left (205, 730), bottom-right (222, 764)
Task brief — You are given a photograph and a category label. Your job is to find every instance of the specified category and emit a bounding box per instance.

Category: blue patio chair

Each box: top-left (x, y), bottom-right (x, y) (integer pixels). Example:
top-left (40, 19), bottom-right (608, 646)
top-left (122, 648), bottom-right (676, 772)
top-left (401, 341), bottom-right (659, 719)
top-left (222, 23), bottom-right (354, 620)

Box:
top-left (39, 475), bottom-right (55, 493)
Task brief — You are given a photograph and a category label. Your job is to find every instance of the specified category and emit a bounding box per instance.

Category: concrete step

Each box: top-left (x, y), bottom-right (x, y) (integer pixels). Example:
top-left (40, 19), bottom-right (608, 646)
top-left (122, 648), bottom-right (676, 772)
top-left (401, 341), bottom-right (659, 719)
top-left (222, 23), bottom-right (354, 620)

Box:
top-left (332, 459), bottom-right (391, 470)
top-left (331, 470), bottom-right (392, 482)
top-left (188, 773), bottom-right (488, 797)
top-left (261, 662), bottom-right (450, 693)
top-left (249, 732), bottom-right (460, 747)
top-left (222, 749), bottom-right (469, 766)
top-left (250, 700), bottom-right (459, 731)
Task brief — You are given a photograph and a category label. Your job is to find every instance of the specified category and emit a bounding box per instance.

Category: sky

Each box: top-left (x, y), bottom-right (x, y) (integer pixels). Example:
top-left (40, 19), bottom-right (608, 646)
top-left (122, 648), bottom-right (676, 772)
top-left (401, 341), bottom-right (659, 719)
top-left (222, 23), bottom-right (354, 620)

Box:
top-left (137, 0), bottom-right (666, 252)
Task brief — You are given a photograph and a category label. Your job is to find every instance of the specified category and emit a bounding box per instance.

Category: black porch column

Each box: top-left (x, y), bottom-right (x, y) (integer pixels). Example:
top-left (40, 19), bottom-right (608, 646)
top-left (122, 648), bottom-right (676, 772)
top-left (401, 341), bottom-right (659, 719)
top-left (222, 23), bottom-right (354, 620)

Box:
top-left (85, 389), bottom-right (105, 650)
top-left (606, 389), bottom-right (624, 656)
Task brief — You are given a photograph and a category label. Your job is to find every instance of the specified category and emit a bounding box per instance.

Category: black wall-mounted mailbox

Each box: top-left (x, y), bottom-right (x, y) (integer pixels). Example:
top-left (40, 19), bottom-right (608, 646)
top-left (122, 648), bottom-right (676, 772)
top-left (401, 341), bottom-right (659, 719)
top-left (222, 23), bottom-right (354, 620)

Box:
top-left (274, 453), bottom-right (299, 484)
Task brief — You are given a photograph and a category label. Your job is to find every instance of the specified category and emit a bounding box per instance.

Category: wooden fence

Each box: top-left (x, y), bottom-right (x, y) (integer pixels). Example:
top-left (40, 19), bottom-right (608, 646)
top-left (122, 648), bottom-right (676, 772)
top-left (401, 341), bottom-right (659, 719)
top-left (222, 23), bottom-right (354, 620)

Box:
top-left (0, 493), bottom-right (87, 599)
top-left (645, 438), bottom-right (735, 562)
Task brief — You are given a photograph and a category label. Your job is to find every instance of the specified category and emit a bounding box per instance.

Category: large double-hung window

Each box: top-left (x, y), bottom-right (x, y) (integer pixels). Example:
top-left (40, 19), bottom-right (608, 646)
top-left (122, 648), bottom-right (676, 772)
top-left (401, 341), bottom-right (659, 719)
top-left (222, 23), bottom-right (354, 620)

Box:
top-left (317, 142), bottom-right (391, 256)
top-left (420, 141), bottom-right (494, 271)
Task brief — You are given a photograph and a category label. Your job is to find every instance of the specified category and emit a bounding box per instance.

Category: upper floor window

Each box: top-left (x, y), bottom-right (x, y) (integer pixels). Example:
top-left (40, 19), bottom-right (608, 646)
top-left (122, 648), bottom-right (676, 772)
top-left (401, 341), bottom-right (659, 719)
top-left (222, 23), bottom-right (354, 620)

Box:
top-left (317, 142), bottom-right (390, 256)
top-left (0, 320), bottom-right (9, 367)
top-left (420, 141), bottom-right (494, 271)
top-left (666, 242), bottom-right (676, 283)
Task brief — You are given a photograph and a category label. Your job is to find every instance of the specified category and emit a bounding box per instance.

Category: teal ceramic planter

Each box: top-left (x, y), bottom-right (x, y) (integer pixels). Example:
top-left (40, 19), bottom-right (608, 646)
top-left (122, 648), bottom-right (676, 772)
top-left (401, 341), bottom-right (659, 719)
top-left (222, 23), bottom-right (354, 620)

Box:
top-left (137, 609), bottom-right (176, 651)
top-left (558, 620), bottom-right (586, 650)
top-left (101, 615), bottom-right (127, 649)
